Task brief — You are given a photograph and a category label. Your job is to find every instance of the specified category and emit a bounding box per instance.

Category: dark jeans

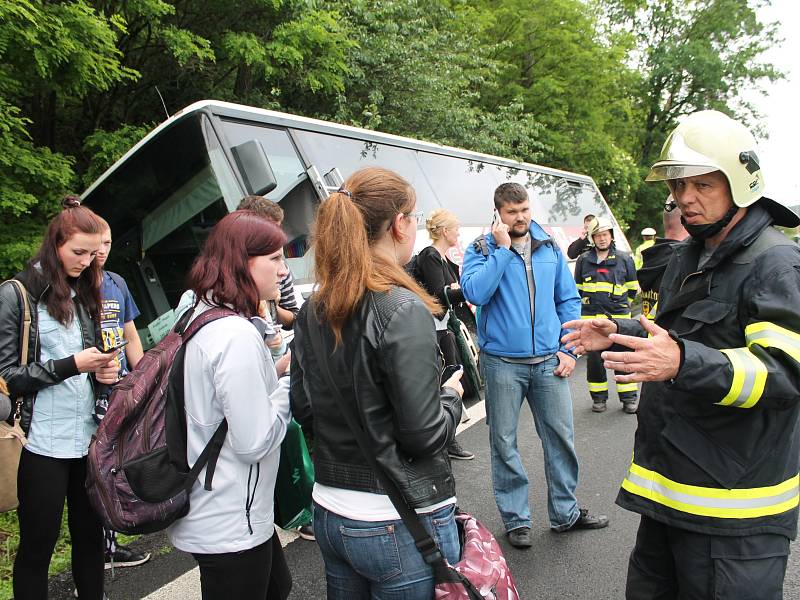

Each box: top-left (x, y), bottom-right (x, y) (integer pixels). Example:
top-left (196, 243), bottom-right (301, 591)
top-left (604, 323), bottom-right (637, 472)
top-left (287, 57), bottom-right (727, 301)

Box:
top-left (13, 449), bottom-right (104, 600)
top-left (626, 515), bottom-right (790, 599)
top-left (192, 533), bottom-right (291, 600)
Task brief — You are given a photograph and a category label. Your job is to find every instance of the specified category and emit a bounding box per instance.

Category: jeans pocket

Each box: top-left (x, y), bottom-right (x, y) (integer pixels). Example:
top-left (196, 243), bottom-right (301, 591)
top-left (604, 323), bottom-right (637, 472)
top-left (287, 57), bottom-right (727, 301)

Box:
top-left (340, 523), bottom-right (403, 582)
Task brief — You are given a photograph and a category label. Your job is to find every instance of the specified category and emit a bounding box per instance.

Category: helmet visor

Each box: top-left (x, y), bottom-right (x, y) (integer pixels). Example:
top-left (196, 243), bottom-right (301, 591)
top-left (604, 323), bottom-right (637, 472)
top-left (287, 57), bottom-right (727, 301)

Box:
top-left (646, 130), bottom-right (721, 182)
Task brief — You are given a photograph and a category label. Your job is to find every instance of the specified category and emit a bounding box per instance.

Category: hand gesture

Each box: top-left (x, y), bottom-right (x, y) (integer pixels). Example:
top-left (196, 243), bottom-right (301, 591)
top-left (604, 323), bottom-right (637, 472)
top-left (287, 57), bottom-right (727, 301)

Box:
top-left (560, 318), bottom-right (617, 355)
top-left (601, 316), bottom-right (680, 383)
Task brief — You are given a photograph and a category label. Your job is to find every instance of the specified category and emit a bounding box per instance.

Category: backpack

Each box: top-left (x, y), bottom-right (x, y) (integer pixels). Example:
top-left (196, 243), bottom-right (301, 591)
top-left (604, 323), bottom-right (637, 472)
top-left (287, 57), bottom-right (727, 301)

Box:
top-left (86, 306), bottom-right (236, 534)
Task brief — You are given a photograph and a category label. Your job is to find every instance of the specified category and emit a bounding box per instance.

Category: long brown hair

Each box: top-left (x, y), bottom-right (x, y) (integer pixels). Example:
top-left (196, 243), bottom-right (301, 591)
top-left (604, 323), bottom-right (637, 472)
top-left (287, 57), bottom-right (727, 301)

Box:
top-left (33, 196), bottom-right (104, 325)
top-left (187, 211), bottom-right (287, 318)
top-left (313, 167), bottom-right (439, 342)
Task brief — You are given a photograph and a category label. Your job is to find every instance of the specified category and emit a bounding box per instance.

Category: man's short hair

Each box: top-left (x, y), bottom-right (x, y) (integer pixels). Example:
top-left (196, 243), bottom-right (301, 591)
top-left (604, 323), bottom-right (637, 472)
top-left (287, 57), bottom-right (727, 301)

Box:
top-left (237, 195), bottom-right (284, 224)
top-left (494, 183), bottom-right (528, 209)
top-left (583, 214), bottom-right (596, 223)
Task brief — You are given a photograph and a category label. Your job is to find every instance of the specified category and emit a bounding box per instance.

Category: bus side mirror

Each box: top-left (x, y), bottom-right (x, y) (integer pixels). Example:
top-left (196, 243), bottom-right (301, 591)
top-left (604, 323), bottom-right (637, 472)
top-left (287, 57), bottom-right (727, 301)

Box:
top-left (231, 140), bottom-right (278, 196)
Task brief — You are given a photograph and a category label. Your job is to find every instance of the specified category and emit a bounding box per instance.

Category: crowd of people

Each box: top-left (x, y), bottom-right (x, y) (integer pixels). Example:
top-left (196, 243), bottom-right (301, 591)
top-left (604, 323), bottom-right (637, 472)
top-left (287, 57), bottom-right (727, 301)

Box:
top-left (1, 108), bottom-right (798, 600)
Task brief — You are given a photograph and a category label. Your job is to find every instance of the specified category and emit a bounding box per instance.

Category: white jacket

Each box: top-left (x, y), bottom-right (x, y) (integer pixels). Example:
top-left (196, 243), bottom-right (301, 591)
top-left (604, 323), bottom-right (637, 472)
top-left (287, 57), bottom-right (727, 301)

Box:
top-left (167, 302), bottom-right (291, 554)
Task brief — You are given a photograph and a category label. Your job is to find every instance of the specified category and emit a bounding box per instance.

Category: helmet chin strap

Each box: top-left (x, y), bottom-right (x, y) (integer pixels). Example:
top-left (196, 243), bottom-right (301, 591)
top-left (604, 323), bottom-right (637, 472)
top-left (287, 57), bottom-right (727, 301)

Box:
top-left (681, 204), bottom-right (739, 240)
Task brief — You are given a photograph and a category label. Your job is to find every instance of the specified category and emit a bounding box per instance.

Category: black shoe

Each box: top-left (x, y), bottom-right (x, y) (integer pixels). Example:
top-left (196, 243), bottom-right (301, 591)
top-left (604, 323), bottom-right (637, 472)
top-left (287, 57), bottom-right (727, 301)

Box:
top-left (73, 591), bottom-right (108, 599)
top-left (447, 441), bottom-right (475, 461)
top-left (297, 523), bottom-right (316, 541)
top-left (105, 545), bottom-right (151, 569)
top-left (507, 526), bottom-right (532, 548)
top-left (562, 508), bottom-right (609, 531)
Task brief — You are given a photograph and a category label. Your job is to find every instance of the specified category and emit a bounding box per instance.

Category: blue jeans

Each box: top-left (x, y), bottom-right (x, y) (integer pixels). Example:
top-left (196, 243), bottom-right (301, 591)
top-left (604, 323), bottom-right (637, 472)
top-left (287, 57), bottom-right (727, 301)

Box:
top-left (313, 502), bottom-right (460, 599)
top-left (482, 352), bottom-right (580, 532)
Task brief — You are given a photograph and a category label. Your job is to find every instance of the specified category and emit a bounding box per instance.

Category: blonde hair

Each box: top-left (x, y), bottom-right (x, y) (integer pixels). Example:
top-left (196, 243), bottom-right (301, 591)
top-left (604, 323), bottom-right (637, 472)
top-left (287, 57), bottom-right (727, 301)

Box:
top-left (312, 167), bottom-right (440, 344)
top-left (425, 208), bottom-right (459, 242)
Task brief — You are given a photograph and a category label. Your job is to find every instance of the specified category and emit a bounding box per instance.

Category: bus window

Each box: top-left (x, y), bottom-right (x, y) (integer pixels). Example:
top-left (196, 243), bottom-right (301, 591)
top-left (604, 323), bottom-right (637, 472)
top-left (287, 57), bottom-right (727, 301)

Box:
top-left (219, 120), bottom-right (306, 200)
top-left (292, 130), bottom-right (439, 217)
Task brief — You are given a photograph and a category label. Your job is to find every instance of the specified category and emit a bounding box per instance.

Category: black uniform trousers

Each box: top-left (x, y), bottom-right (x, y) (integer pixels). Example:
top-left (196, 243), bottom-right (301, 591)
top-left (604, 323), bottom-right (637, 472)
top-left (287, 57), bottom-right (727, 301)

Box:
top-left (586, 350), bottom-right (638, 403)
top-left (626, 515), bottom-right (790, 600)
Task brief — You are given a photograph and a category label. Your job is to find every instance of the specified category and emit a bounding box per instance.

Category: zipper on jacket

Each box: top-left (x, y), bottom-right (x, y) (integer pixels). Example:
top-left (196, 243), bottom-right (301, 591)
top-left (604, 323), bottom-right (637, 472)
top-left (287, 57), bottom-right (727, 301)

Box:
top-left (245, 462), bottom-right (260, 535)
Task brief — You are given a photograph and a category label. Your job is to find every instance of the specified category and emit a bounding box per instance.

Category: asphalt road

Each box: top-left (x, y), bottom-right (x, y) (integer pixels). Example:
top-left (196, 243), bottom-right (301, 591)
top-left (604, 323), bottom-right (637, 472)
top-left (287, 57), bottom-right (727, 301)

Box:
top-left (44, 359), bottom-right (800, 599)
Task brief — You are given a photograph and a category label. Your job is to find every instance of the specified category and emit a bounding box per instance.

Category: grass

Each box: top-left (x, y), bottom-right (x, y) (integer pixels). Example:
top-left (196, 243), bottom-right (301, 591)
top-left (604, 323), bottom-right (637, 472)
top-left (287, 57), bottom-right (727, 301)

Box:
top-left (0, 510), bottom-right (138, 600)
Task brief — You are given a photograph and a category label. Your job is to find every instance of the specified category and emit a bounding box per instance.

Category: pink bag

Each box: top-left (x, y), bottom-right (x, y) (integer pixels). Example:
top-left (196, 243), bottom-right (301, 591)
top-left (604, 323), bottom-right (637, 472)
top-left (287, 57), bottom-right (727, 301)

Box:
top-left (435, 511), bottom-right (520, 600)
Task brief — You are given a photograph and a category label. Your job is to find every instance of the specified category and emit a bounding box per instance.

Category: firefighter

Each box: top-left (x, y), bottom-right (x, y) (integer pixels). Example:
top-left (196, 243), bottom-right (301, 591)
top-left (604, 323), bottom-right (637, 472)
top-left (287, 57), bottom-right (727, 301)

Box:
top-left (574, 217), bottom-right (639, 413)
top-left (633, 227), bottom-right (657, 269)
top-left (562, 110), bottom-right (800, 599)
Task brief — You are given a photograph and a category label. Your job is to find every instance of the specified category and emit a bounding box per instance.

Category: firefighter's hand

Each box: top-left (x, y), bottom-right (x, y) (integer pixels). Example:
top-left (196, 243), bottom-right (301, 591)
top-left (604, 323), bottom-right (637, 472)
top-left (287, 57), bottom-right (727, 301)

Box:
top-left (553, 352), bottom-right (576, 378)
top-left (602, 316), bottom-right (680, 382)
top-left (561, 319), bottom-right (617, 354)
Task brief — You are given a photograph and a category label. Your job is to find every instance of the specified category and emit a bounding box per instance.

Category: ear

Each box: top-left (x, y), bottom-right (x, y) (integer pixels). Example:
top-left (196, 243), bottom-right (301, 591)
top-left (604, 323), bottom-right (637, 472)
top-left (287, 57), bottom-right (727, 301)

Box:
top-left (389, 213), bottom-right (406, 241)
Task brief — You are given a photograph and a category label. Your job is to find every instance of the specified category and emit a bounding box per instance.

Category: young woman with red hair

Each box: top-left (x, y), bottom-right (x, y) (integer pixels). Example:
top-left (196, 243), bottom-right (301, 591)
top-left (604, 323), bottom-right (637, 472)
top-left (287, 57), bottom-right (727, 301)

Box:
top-left (166, 210), bottom-right (293, 599)
top-left (0, 196), bottom-right (120, 600)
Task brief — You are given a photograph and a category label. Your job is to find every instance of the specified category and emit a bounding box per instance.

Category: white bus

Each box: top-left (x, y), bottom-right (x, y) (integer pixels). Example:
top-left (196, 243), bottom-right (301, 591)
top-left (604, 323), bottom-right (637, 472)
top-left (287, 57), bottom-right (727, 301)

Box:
top-left (81, 100), bottom-right (629, 343)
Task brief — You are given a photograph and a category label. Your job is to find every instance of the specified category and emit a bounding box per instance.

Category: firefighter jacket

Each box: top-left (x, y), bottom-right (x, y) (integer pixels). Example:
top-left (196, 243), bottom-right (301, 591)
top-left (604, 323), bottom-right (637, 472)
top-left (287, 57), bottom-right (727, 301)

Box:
top-left (615, 203), bottom-right (800, 539)
top-left (638, 238), bottom-right (681, 321)
top-left (574, 244), bottom-right (638, 318)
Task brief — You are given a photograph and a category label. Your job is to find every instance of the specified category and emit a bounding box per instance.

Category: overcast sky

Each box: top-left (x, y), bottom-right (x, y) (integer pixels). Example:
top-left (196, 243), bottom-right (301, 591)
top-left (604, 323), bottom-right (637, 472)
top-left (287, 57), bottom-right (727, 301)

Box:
top-left (749, 0), bottom-right (800, 207)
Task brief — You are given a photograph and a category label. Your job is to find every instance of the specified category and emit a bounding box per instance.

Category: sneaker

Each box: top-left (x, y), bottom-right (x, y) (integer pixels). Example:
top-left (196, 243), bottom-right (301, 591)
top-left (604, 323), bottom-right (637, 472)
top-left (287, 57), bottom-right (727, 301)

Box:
top-left (507, 526), bottom-right (532, 548)
top-left (623, 399), bottom-right (639, 414)
top-left (447, 441), bottom-right (475, 461)
top-left (591, 401), bottom-right (607, 413)
top-left (105, 545), bottom-right (151, 569)
top-left (561, 508), bottom-right (609, 532)
top-left (297, 523), bottom-right (316, 541)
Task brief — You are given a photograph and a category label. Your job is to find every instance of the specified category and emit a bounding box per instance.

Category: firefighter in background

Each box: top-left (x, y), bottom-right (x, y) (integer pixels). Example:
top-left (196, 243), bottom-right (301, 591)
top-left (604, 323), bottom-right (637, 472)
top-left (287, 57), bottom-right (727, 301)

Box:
top-left (574, 217), bottom-right (639, 413)
top-left (562, 110), bottom-right (800, 599)
top-left (633, 227), bottom-right (656, 269)
top-left (638, 197), bottom-right (689, 321)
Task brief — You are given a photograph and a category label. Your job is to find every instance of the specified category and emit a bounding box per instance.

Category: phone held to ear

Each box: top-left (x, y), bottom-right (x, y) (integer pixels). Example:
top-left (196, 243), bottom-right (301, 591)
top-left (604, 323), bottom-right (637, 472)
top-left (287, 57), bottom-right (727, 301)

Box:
top-left (492, 209), bottom-right (501, 228)
top-left (97, 338), bottom-right (129, 353)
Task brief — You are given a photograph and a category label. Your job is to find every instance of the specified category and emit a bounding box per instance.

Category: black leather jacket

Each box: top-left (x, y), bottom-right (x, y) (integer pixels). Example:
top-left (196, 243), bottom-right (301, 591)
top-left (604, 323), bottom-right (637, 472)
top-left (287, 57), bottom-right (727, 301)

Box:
top-left (0, 267), bottom-right (99, 434)
top-left (290, 287), bottom-right (462, 508)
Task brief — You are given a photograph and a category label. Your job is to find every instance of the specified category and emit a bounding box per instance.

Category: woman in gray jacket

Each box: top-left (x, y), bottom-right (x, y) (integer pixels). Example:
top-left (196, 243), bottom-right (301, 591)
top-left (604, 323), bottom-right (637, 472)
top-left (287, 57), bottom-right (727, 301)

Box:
top-left (167, 211), bottom-right (292, 599)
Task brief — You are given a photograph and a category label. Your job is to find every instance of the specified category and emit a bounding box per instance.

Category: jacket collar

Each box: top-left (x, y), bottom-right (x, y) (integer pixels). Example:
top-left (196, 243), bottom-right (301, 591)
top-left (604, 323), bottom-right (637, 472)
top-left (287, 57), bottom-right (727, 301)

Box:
top-left (586, 243), bottom-right (617, 266)
top-left (15, 265), bottom-right (49, 300)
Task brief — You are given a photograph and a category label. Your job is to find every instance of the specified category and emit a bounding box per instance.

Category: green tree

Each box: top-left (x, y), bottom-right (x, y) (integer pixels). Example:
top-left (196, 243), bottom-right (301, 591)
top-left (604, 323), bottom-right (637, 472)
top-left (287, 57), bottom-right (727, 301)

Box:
top-left (470, 0), bottom-right (642, 223)
top-left (0, 0), bottom-right (135, 277)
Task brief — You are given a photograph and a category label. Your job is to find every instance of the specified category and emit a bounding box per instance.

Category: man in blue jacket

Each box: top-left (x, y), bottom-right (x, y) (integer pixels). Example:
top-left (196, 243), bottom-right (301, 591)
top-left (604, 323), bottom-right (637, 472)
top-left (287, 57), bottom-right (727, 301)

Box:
top-left (462, 182), bottom-right (609, 548)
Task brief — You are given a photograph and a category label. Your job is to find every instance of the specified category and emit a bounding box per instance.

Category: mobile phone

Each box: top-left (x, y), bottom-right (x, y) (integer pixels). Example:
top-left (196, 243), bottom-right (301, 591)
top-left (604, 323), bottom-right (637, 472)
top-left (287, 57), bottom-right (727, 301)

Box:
top-left (98, 339), bottom-right (129, 353)
top-left (441, 364), bottom-right (464, 384)
top-left (492, 209), bottom-right (501, 228)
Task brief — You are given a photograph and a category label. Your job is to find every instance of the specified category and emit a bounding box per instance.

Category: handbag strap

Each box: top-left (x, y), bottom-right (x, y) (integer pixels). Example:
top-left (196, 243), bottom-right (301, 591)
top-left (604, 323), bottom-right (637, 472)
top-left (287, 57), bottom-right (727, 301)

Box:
top-left (304, 306), bottom-right (446, 569)
top-left (4, 279), bottom-right (31, 420)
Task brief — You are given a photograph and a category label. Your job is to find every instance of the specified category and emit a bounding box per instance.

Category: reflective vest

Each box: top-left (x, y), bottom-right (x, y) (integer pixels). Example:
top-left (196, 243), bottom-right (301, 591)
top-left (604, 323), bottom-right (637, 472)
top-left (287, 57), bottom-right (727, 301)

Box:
top-left (574, 245), bottom-right (638, 319)
top-left (615, 209), bottom-right (800, 539)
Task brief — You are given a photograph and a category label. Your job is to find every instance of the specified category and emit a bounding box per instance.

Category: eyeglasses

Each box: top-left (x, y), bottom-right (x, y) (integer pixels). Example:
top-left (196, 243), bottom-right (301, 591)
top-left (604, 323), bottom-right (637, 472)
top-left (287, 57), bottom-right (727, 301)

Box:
top-left (405, 210), bottom-right (424, 223)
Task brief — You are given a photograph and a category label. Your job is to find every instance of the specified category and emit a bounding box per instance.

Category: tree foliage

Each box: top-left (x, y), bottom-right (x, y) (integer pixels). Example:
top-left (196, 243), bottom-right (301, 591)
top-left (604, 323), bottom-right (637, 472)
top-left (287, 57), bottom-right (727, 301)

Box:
top-left (0, 0), bottom-right (783, 279)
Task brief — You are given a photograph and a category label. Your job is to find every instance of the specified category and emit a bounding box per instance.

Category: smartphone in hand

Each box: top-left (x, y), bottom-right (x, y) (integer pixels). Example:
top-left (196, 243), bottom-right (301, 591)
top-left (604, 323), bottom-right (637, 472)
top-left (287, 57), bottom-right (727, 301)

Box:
top-left (441, 363), bottom-right (464, 385)
top-left (492, 209), bottom-right (501, 228)
top-left (97, 338), bottom-right (129, 353)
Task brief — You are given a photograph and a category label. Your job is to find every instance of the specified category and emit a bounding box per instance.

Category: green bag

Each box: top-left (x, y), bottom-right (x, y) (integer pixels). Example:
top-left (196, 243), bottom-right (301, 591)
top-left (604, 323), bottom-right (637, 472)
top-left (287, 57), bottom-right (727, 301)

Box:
top-left (273, 419), bottom-right (314, 529)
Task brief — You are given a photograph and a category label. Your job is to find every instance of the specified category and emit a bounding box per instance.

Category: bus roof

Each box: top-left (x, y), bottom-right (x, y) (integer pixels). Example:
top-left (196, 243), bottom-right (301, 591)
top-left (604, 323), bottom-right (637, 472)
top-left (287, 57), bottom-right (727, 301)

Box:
top-left (82, 99), bottom-right (597, 198)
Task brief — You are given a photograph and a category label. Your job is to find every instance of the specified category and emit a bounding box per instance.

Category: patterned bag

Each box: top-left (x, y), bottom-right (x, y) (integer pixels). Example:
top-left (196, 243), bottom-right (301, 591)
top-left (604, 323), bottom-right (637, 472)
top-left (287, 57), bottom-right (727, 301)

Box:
top-left (434, 511), bottom-right (520, 599)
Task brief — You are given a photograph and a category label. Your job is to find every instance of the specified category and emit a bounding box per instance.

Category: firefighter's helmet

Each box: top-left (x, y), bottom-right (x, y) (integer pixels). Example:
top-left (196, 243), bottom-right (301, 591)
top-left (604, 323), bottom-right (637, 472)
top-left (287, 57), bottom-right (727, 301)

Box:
top-left (646, 110), bottom-right (763, 208)
top-left (589, 217), bottom-right (614, 240)
top-left (641, 227), bottom-right (656, 237)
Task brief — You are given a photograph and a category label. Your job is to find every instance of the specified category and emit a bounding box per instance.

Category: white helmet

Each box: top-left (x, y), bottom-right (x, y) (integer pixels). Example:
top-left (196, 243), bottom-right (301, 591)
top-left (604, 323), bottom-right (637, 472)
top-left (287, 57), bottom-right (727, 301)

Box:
top-left (647, 110), bottom-right (798, 227)
top-left (589, 217), bottom-right (614, 240)
top-left (646, 110), bottom-right (763, 207)
top-left (641, 227), bottom-right (656, 236)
